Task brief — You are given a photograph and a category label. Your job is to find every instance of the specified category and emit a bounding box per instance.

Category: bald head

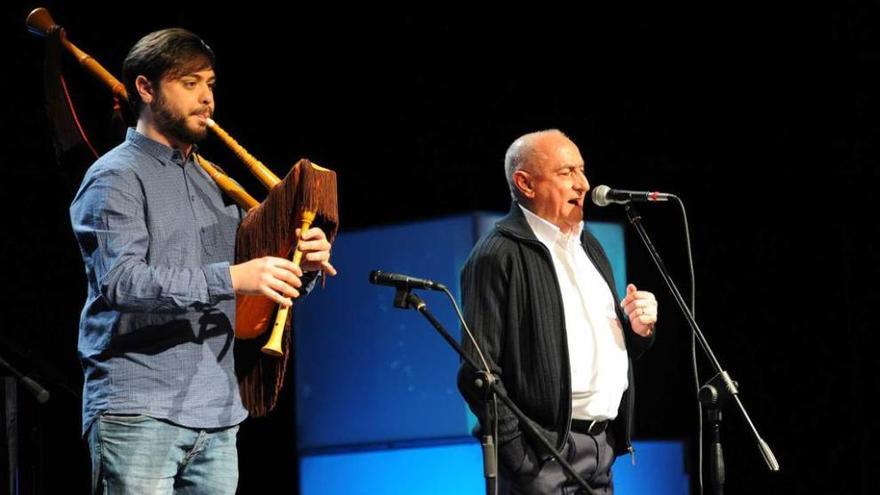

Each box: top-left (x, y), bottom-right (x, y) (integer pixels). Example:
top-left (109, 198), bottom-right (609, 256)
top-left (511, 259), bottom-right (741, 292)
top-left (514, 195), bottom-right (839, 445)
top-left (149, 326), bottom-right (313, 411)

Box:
top-left (504, 129), bottom-right (589, 233)
top-left (504, 129), bottom-right (572, 199)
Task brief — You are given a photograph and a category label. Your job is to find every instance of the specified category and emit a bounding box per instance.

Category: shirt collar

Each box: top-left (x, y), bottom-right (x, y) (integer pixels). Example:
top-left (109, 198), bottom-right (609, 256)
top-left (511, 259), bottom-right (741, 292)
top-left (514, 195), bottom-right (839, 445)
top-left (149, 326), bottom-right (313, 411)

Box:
top-left (126, 128), bottom-right (198, 166)
top-left (518, 204), bottom-right (583, 249)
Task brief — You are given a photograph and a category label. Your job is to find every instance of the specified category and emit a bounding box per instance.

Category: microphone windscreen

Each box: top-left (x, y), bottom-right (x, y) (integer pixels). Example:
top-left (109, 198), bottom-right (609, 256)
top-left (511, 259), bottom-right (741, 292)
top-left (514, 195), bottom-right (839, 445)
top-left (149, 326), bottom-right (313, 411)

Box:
top-left (591, 185), bottom-right (612, 207)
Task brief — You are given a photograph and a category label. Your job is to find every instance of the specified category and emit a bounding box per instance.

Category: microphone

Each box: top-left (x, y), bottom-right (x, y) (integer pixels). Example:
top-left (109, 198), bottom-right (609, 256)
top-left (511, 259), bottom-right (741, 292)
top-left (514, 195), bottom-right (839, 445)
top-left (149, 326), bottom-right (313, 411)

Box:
top-left (21, 376), bottom-right (50, 404)
top-left (591, 184), bottom-right (675, 206)
top-left (369, 270), bottom-right (447, 291)
top-left (0, 355), bottom-right (50, 404)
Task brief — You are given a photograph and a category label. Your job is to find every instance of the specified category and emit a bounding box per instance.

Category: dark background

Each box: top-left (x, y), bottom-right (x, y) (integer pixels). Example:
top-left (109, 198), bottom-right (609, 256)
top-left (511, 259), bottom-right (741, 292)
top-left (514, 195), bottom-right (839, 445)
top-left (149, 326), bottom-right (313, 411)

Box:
top-left (0, 2), bottom-right (863, 494)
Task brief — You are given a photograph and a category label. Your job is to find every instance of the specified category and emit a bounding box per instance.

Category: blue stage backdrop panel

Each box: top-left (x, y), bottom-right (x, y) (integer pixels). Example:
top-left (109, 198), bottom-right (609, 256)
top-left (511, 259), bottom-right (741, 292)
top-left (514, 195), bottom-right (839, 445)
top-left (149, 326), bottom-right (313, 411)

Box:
top-left (294, 213), bottom-right (627, 452)
top-left (299, 440), bottom-right (688, 495)
top-left (294, 215), bottom-right (479, 451)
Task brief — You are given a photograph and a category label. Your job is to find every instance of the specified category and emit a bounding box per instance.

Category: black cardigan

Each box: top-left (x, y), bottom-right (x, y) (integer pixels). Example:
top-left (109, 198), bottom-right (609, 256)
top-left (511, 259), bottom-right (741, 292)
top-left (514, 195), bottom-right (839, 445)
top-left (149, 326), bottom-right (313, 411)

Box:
top-left (457, 203), bottom-right (654, 473)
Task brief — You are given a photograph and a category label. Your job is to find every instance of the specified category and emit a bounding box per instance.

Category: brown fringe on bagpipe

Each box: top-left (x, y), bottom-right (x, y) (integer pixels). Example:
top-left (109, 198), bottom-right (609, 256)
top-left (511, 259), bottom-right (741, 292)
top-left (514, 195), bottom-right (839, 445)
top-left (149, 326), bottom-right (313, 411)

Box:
top-left (234, 159), bottom-right (339, 416)
top-left (234, 320), bottom-right (292, 417)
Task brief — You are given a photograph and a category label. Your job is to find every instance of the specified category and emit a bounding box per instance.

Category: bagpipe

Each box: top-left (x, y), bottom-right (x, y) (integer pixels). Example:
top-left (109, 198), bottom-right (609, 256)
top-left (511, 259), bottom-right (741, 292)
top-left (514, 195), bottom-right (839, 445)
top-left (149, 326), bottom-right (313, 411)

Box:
top-left (27, 7), bottom-right (339, 417)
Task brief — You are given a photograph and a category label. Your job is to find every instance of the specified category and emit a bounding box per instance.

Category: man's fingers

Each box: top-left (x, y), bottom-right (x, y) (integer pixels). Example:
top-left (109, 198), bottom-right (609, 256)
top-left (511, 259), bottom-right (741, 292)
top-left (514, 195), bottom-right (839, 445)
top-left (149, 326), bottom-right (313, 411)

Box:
top-left (302, 255), bottom-right (337, 276)
top-left (266, 277), bottom-right (300, 300)
top-left (267, 257), bottom-right (303, 277)
top-left (298, 239), bottom-right (331, 253)
top-left (261, 284), bottom-right (293, 307)
top-left (625, 302), bottom-right (657, 320)
top-left (320, 261), bottom-right (338, 276)
top-left (621, 284), bottom-right (637, 306)
top-left (623, 300), bottom-right (655, 314)
top-left (631, 298), bottom-right (655, 309)
top-left (621, 291), bottom-right (656, 308)
top-left (298, 227), bottom-right (328, 241)
top-left (303, 250), bottom-right (331, 263)
top-left (637, 314), bottom-right (657, 326)
top-left (270, 266), bottom-right (302, 288)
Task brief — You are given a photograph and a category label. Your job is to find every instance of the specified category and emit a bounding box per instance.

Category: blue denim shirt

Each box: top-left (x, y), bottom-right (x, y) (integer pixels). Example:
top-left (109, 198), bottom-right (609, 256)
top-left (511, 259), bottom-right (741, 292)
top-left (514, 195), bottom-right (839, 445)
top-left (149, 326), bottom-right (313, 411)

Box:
top-left (70, 128), bottom-right (249, 435)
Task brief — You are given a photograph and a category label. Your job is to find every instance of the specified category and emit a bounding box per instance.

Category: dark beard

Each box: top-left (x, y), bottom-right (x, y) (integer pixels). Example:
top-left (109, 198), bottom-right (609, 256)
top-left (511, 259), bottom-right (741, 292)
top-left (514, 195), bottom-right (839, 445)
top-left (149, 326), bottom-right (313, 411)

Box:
top-left (151, 92), bottom-right (208, 145)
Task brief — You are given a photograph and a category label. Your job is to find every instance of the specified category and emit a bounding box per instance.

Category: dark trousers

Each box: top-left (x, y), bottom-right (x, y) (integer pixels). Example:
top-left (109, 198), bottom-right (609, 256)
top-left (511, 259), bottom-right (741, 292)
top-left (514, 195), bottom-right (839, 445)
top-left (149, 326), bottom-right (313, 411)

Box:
top-left (500, 429), bottom-right (615, 495)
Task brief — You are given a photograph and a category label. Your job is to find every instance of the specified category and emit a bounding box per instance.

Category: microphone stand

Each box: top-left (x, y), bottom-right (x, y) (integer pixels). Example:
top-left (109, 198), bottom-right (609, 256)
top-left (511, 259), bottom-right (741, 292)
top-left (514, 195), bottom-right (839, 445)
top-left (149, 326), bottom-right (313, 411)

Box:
top-left (623, 204), bottom-right (779, 494)
top-left (1, 352), bottom-right (50, 495)
top-left (388, 287), bottom-right (599, 495)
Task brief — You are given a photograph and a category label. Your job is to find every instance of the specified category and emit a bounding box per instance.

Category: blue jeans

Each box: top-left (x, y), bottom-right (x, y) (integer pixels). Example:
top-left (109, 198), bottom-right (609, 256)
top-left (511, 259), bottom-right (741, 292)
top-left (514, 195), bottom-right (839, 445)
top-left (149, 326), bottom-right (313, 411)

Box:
top-left (88, 414), bottom-right (239, 495)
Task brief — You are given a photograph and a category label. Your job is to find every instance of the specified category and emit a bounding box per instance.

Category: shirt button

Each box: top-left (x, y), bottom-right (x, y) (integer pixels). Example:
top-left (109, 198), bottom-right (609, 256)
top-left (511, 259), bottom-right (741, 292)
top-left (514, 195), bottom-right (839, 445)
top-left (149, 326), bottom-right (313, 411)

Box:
top-left (191, 196), bottom-right (195, 202)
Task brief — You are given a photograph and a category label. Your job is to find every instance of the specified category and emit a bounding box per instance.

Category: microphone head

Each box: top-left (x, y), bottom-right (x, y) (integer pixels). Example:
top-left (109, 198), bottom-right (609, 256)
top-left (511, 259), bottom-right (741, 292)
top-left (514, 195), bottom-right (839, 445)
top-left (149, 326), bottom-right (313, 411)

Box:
top-left (368, 270), bottom-right (381, 284)
top-left (591, 185), bottom-right (612, 207)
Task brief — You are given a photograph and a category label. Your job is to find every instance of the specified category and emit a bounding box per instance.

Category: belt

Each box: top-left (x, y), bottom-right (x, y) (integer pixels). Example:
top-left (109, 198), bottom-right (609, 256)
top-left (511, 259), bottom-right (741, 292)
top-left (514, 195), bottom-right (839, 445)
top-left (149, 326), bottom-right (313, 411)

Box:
top-left (571, 418), bottom-right (609, 436)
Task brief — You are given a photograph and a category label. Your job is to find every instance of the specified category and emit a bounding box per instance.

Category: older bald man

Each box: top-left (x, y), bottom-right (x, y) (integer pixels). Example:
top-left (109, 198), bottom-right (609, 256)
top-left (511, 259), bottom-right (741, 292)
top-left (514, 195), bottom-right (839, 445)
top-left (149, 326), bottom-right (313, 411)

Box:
top-left (457, 130), bottom-right (657, 494)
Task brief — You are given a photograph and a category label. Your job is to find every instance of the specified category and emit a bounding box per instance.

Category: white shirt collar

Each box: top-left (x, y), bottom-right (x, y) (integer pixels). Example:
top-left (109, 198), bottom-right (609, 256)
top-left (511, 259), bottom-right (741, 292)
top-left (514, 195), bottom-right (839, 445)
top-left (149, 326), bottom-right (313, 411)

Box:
top-left (519, 204), bottom-right (583, 249)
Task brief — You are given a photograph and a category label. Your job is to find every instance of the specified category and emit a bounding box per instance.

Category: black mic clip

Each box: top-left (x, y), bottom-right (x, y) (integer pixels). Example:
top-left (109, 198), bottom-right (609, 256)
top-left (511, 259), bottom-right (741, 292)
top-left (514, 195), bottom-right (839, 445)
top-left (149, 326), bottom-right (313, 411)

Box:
top-left (393, 287), bottom-right (426, 310)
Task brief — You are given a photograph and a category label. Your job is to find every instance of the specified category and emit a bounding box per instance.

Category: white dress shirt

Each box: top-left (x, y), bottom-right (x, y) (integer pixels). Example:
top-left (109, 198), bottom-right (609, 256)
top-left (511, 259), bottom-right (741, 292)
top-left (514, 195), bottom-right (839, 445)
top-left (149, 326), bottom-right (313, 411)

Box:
top-left (520, 205), bottom-right (630, 421)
